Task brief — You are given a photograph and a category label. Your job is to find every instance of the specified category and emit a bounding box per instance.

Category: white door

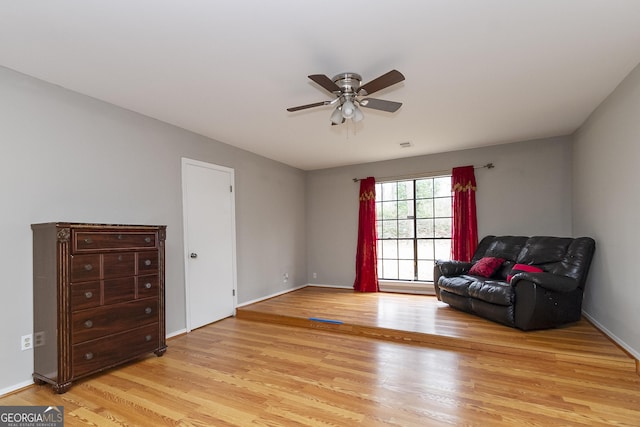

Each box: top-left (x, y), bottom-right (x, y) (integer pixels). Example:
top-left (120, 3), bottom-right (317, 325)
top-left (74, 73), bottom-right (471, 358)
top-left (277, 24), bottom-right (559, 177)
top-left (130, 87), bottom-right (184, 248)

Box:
top-left (182, 158), bottom-right (237, 331)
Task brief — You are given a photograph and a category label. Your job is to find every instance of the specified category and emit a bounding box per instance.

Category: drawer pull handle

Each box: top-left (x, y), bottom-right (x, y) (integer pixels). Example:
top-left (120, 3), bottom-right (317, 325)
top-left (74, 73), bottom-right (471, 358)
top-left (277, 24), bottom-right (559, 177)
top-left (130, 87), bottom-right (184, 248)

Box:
top-left (84, 352), bottom-right (94, 360)
top-left (145, 307), bottom-right (152, 315)
top-left (84, 264), bottom-right (93, 271)
top-left (144, 259), bottom-right (152, 266)
top-left (117, 255), bottom-right (123, 262)
top-left (117, 234), bottom-right (123, 240)
top-left (84, 238), bottom-right (93, 244)
top-left (145, 282), bottom-right (152, 289)
top-left (84, 320), bottom-right (93, 328)
top-left (145, 237), bottom-right (152, 243)
top-left (145, 335), bottom-right (152, 342)
top-left (85, 291), bottom-right (93, 299)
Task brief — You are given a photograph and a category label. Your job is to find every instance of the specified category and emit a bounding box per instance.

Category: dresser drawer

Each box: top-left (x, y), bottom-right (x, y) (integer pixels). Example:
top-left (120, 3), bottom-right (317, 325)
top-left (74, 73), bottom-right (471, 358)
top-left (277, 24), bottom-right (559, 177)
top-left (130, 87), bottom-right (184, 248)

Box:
top-left (72, 323), bottom-right (159, 378)
top-left (73, 231), bottom-right (157, 252)
top-left (70, 281), bottom-right (101, 311)
top-left (137, 251), bottom-right (159, 273)
top-left (71, 299), bottom-right (158, 344)
top-left (104, 277), bottom-right (136, 305)
top-left (70, 254), bottom-right (101, 282)
top-left (103, 252), bottom-right (135, 278)
top-left (137, 275), bottom-right (159, 299)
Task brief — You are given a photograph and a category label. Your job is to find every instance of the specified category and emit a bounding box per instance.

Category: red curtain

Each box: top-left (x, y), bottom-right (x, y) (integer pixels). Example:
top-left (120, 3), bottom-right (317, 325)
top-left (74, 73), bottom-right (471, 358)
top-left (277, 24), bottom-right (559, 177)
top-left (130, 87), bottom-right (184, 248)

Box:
top-left (354, 177), bottom-right (379, 292)
top-left (451, 166), bottom-right (478, 262)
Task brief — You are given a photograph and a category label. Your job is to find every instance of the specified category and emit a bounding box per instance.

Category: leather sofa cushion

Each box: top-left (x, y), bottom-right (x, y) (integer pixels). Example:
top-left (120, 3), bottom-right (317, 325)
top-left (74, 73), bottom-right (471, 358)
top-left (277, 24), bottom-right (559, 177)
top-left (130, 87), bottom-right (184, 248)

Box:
top-left (438, 275), bottom-right (514, 306)
top-left (472, 236), bottom-right (528, 263)
top-left (516, 236), bottom-right (573, 265)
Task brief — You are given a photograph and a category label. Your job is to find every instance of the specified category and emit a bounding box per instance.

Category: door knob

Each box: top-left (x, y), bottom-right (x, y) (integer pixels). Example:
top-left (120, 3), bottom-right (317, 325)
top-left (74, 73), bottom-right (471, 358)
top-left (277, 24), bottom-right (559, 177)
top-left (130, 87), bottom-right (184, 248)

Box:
top-left (190, 253), bottom-right (198, 259)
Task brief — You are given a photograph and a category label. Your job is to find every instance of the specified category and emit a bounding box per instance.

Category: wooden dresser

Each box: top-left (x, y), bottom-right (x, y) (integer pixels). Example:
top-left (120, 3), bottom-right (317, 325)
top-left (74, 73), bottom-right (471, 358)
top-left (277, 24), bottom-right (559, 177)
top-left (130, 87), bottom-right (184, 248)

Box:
top-left (32, 222), bottom-right (167, 393)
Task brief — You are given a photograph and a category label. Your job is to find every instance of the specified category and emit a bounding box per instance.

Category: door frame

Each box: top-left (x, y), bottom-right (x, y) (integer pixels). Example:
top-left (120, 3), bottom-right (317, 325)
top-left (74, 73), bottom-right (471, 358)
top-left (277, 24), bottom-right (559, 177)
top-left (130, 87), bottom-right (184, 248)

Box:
top-left (181, 157), bottom-right (238, 332)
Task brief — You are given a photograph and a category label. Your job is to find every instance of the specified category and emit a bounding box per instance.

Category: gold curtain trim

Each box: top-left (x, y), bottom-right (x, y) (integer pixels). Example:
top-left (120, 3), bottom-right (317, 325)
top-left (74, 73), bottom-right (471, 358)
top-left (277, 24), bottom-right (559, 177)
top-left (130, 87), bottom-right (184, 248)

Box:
top-left (359, 190), bottom-right (375, 201)
top-left (452, 182), bottom-right (477, 192)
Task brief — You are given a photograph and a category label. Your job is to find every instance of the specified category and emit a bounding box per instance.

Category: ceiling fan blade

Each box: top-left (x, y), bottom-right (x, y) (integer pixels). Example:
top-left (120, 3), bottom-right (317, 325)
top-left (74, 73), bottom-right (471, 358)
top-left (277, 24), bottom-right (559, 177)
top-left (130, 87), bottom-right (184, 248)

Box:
top-left (359, 98), bottom-right (403, 113)
top-left (308, 74), bottom-right (342, 94)
top-left (358, 70), bottom-right (405, 96)
top-left (287, 101), bottom-right (331, 112)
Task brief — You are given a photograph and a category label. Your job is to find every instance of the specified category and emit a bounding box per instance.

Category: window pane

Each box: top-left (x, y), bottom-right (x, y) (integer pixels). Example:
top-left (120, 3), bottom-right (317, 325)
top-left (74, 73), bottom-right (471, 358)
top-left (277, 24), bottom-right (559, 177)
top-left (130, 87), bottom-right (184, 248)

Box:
top-left (417, 260), bottom-right (434, 281)
top-left (381, 201), bottom-right (398, 219)
top-left (416, 199), bottom-right (433, 218)
top-left (382, 259), bottom-right (398, 280)
top-left (397, 219), bottom-right (414, 238)
top-left (435, 239), bottom-right (451, 260)
top-left (376, 222), bottom-right (382, 238)
top-left (398, 260), bottom-right (414, 280)
top-left (434, 218), bottom-right (451, 238)
top-left (397, 180), bottom-right (413, 200)
top-left (416, 219), bottom-right (434, 238)
top-left (375, 202), bottom-right (382, 220)
top-left (398, 240), bottom-right (413, 259)
top-left (382, 220), bottom-right (397, 238)
top-left (434, 177), bottom-right (451, 197)
top-left (382, 240), bottom-right (398, 258)
top-left (397, 200), bottom-right (414, 219)
top-left (416, 179), bottom-right (433, 198)
top-left (417, 239), bottom-right (434, 260)
top-left (379, 182), bottom-right (397, 201)
top-left (434, 198), bottom-right (451, 217)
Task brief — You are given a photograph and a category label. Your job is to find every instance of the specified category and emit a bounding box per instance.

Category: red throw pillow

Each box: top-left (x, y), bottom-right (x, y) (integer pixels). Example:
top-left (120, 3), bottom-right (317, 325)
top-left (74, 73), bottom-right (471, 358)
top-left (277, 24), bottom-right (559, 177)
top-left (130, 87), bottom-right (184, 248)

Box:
top-left (468, 257), bottom-right (504, 278)
top-left (507, 263), bottom-right (544, 282)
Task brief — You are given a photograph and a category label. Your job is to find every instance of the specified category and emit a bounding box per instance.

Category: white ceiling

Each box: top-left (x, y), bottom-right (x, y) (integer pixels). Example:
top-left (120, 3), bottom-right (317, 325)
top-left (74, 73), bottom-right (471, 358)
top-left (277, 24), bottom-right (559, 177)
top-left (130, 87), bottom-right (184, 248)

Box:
top-left (2, 1), bottom-right (640, 170)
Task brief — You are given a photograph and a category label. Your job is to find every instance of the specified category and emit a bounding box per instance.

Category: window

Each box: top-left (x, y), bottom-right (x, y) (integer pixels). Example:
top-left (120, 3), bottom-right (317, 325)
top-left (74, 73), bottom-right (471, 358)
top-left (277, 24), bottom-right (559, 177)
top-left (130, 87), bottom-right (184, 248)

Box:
top-left (376, 176), bottom-right (452, 282)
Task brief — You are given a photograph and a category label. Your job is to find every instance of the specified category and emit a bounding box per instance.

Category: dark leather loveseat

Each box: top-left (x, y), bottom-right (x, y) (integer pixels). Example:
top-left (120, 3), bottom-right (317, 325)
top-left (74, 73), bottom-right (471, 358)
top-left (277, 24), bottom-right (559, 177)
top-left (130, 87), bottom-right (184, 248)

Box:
top-left (434, 236), bottom-right (596, 330)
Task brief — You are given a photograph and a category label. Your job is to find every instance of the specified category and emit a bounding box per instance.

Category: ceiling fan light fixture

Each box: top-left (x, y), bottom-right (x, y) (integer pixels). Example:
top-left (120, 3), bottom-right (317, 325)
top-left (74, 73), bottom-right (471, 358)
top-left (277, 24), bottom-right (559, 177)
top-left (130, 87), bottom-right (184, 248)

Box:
top-left (352, 105), bottom-right (364, 122)
top-left (341, 100), bottom-right (355, 119)
top-left (330, 106), bottom-right (343, 125)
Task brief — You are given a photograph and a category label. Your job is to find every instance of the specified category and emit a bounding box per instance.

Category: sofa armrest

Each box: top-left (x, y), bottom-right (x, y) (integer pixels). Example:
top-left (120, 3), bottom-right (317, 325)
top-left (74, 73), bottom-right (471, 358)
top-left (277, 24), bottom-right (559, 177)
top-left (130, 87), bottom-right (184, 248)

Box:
top-left (436, 260), bottom-right (473, 277)
top-left (434, 260), bottom-right (473, 301)
top-left (511, 271), bottom-right (579, 292)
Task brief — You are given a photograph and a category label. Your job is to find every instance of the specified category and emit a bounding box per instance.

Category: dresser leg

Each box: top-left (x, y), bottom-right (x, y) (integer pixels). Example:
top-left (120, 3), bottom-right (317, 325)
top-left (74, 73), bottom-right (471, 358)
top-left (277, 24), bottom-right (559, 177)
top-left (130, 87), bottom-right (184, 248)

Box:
top-left (53, 382), bottom-right (72, 394)
top-left (154, 347), bottom-right (167, 357)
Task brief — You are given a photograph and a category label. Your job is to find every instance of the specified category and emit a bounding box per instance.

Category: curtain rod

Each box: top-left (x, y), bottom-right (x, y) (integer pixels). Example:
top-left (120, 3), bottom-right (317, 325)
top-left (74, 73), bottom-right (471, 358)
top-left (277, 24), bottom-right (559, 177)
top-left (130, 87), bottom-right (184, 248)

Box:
top-left (352, 163), bottom-right (494, 182)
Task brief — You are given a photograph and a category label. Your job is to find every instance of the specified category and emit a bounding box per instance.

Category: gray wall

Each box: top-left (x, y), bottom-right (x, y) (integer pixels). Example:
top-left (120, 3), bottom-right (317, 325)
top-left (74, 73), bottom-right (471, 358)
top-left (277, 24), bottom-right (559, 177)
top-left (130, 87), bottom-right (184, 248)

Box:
top-left (306, 137), bottom-right (573, 286)
top-left (573, 62), bottom-right (640, 359)
top-left (0, 66), bottom-right (306, 393)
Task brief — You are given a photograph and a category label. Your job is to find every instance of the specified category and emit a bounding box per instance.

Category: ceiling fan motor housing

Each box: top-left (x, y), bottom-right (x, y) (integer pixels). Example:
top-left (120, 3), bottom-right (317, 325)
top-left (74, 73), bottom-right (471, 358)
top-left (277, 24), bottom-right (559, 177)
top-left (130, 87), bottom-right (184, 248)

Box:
top-left (332, 73), bottom-right (362, 94)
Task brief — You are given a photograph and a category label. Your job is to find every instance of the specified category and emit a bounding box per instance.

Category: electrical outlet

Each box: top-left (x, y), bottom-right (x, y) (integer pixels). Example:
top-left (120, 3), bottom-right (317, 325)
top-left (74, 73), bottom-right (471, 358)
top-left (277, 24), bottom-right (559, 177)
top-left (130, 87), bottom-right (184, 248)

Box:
top-left (312, 272), bottom-right (317, 279)
top-left (283, 273), bottom-right (289, 283)
top-left (21, 334), bottom-right (33, 351)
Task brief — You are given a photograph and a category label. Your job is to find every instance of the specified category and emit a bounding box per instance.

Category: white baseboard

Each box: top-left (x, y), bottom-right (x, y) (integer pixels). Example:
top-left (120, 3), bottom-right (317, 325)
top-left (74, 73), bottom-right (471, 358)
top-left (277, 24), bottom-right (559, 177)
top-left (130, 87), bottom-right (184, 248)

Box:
top-left (236, 284), bottom-right (308, 308)
top-left (166, 328), bottom-right (187, 339)
top-left (305, 283), bottom-right (352, 289)
top-left (0, 379), bottom-right (33, 398)
top-left (582, 310), bottom-right (640, 361)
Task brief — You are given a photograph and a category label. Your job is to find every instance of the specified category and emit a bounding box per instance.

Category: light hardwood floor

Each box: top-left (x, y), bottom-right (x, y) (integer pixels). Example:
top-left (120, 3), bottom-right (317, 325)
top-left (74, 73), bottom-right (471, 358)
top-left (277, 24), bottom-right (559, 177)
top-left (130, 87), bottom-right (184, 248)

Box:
top-left (2, 287), bottom-right (639, 426)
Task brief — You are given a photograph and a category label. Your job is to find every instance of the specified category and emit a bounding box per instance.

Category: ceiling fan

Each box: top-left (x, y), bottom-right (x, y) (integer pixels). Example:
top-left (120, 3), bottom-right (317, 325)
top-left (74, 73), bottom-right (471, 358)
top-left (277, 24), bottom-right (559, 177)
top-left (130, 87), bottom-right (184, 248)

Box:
top-left (286, 70), bottom-right (405, 125)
